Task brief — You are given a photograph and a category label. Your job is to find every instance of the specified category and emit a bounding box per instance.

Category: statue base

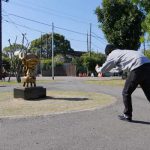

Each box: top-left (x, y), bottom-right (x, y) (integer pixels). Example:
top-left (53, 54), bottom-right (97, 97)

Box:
top-left (14, 86), bottom-right (46, 100)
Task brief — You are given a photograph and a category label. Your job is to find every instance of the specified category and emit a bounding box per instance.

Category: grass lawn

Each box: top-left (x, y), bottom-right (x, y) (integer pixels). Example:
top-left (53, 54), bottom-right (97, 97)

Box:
top-left (0, 90), bottom-right (116, 118)
top-left (85, 79), bottom-right (125, 86)
top-left (0, 78), bottom-right (60, 86)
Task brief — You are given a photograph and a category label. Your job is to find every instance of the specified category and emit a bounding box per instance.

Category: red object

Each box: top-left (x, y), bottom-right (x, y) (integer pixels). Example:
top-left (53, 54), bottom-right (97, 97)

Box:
top-left (98, 73), bottom-right (103, 77)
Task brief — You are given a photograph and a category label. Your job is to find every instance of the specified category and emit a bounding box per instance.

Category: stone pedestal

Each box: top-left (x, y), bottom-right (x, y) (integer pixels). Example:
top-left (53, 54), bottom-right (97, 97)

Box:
top-left (14, 86), bottom-right (46, 100)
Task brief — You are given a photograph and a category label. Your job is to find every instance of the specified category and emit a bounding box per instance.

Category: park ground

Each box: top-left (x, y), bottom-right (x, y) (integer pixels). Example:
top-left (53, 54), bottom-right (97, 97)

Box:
top-left (0, 76), bottom-right (150, 150)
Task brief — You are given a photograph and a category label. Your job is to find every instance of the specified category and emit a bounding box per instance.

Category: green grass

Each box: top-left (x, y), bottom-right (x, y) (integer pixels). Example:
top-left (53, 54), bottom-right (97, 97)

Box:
top-left (0, 81), bottom-right (21, 85)
top-left (85, 79), bottom-right (125, 86)
top-left (0, 90), bottom-right (116, 118)
top-left (0, 78), bottom-right (60, 86)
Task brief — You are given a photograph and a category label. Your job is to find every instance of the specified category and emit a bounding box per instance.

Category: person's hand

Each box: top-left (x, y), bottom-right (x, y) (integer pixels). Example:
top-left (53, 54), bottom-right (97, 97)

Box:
top-left (95, 64), bottom-right (99, 70)
top-left (95, 64), bottom-right (102, 73)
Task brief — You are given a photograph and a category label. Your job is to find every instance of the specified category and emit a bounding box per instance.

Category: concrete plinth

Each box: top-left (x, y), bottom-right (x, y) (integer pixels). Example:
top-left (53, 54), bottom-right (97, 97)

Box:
top-left (14, 86), bottom-right (46, 100)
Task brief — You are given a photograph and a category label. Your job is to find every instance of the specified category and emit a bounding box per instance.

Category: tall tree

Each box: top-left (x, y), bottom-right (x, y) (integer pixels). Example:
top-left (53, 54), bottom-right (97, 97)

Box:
top-left (95, 0), bottom-right (144, 50)
top-left (131, 0), bottom-right (150, 13)
top-left (131, 0), bottom-right (150, 41)
top-left (143, 13), bottom-right (150, 41)
top-left (30, 33), bottom-right (74, 58)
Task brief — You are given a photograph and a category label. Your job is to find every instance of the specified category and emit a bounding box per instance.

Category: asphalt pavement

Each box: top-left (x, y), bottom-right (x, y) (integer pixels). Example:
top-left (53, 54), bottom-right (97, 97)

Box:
top-left (0, 76), bottom-right (150, 150)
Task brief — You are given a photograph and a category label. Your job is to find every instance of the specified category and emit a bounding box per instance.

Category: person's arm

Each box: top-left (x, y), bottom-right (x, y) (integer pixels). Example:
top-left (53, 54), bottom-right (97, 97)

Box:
top-left (95, 64), bottom-right (102, 73)
top-left (95, 53), bottom-right (117, 73)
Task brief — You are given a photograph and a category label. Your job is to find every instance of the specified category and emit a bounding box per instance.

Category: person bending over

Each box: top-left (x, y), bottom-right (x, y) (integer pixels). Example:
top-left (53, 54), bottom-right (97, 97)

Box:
top-left (95, 44), bottom-right (150, 122)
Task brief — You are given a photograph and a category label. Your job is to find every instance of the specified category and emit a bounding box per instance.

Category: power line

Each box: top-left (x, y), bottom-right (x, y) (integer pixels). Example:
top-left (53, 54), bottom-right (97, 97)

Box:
top-left (3, 18), bottom-right (88, 45)
top-left (91, 32), bottom-right (107, 45)
top-left (2, 10), bottom-right (23, 34)
top-left (55, 25), bottom-right (87, 36)
top-left (92, 31), bottom-right (104, 39)
top-left (9, 1), bottom-right (99, 27)
top-left (5, 13), bottom-right (89, 36)
top-left (91, 42), bottom-right (102, 50)
top-left (3, 19), bottom-right (45, 34)
top-left (4, 18), bottom-right (87, 44)
top-left (68, 38), bottom-right (86, 43)
top-left (3, 13), bottom-right (106, 52)
top-left (7, 13), bottom-right (52, 27)
top-left (4, 12), bottom-right (106, 41)
top-left (4, 18), bottom-right (105, 52)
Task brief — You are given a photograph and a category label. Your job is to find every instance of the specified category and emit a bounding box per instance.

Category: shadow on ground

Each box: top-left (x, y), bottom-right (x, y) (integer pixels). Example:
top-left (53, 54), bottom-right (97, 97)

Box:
top-left (131, 120), bottom-right (150, 125)
top-left (26, 96), bottom-right (89, 101)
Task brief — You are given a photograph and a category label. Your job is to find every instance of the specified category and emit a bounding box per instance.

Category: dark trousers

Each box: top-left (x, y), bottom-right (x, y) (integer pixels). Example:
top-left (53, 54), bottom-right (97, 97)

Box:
top-left (122, 63), bottom-right (150, 117)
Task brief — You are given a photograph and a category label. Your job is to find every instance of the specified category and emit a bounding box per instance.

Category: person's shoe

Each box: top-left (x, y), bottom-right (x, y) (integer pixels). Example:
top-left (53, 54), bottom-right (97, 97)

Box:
top-left (118, 114), bottom-right (132, 122)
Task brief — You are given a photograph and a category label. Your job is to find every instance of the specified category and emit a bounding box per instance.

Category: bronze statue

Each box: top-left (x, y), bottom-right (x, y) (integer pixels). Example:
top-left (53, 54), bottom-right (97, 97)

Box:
top-left (19, 53), bottom-right (39, 87)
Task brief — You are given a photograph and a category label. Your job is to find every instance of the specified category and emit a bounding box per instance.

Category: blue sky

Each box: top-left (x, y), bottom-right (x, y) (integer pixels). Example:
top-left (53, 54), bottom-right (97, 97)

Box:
top-left (2, 0), bottom-right (108, 53)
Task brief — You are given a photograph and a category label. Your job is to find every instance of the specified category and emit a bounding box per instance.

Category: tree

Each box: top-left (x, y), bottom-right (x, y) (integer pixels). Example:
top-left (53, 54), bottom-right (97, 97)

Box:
top-left (131, 0), bottom-right (150, 13)
top-left (2, 55), bottom-right (10, 72)
top-left (74, 52), bottom-right (106, 75)
top-left (30, 33), bottom-right (74, 58)
top-left (95, 0), bottom-right (144, 50)
top-left (144, 50), bottom-right (150, 59)
top-left (130, 0), bottom-right (150, 42)
top-left (3, 43), bottom-right (27, 82)
top-left (41, 54), bottom-right (65, 71)
top-left (142, 13), bottom-right (150, 41)
top-left (3, 43), bottom-right (27, 57)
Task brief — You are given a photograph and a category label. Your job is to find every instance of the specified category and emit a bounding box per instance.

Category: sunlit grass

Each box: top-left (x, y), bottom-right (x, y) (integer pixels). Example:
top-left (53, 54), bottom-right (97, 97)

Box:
top-left (0, 90), bottom-right (116, 118)
top-left (0, 81), bottom-right (21, 85)
top-left (0, 78), bottom-right (60, 86)
top-left (85, 79), bottom-right (125, 86)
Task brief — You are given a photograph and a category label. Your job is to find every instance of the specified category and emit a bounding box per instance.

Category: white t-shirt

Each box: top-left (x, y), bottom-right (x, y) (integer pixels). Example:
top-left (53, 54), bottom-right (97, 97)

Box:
top-left (96, 49), bottom-right (150, 73)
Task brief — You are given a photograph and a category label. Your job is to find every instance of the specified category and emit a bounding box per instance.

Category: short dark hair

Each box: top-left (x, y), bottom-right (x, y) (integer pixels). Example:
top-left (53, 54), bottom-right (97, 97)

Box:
top-left (105, 44), bottom-right (116, 56)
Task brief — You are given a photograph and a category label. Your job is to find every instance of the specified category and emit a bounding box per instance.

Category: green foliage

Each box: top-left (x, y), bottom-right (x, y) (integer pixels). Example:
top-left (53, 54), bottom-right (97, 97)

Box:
top-left (41, 59), bottom-right (52, 70)
top-left (41, 54), bottom-right (64, 71)
top-left (144, 50), bottom-right (150, 59)
top-left (54, 54), bottom-right (65, 63)
top-left (77, 66), bottom-right (87, 74)
top-left (3, 44), bottom-right (27, 82)
top-left (131, 0), bottom-right (150, 13)
top-left (55, 61), bottom-right (64, 67)
top-left (81, 52), bottom-right (106, 72)
top-left (30, 33), bottom-right (74, 58)
top-left (95, 0), bottom-right (144, 50)
top-left (131, 0), bottom-right (150, 42)
top-left (72, 57), bottom-right (82, 67)
top-left (2, 57), bottom-right (11, 71)
top-left (54, 33), bottom-right (73, 54)
top-left (54, 54), bottom-right (64, 66)
top-left (142, 12), bottom-right (150, 40)
top-left (73, 52), bottom-right (106, 74)
top-left (3, 44), bottom-right (27, 56)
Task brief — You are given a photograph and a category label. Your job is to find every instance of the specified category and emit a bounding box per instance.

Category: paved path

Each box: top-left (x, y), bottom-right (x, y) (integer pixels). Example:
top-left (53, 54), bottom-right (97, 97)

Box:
top-left (0, 77), bottom-right (150, 150)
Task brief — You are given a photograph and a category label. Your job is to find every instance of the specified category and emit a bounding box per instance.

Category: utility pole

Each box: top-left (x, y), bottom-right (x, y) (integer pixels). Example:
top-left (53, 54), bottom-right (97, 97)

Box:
top-left (0, 0), bottom-right (2, 79)
top-left (51, 22), bottom-right (54, 80)
top-left (40, 33), bottom-right (43, 76)
top-left (89, 23), bottom-right (92, 56)
top-left (0, 0), bottom-right (9, 79)
top-left (87, 32), bottom-right (89, 52)
top-left (21, 33), bottom-right (26, 53)
top-left (46, 34), bottom-right (48, 58)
